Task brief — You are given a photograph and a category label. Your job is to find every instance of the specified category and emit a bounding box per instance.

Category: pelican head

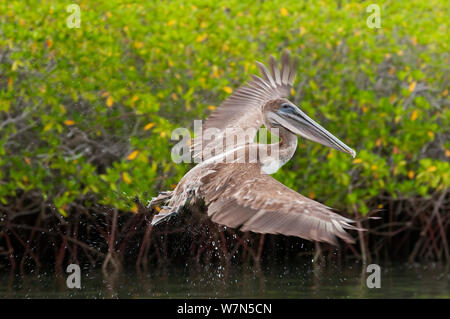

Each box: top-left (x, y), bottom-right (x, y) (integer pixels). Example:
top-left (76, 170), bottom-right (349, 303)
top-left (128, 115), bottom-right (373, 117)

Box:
top-left (263, 98), bottom-right (356, 158)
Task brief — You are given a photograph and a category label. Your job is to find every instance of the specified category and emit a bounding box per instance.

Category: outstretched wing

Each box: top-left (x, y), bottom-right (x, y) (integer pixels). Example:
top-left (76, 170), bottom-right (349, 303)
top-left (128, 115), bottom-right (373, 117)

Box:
top-left (199, 163), bottom-right (359, 245)
top-left (192, 50), bottom-right (299, 161)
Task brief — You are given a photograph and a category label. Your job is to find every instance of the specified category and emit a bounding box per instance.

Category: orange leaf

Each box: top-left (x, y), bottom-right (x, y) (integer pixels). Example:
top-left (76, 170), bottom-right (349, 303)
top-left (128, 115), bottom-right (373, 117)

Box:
top-left (223, 86), bottom-right (233, 94)
top-left (144, 123), bottom-right (155, 131)
top-left (64, 120), bottom-right (75, 126)
top-left (106, 96), bottom-right (114, 107)
top-left (122, 172), bottom-right (132, 184)
top-left (389, 95), bottom-right (396, 104)
top-left (376, 138), bottom-right (383, 147)
top-left (427, 166), bottom-right (437, 173)
top-left (393, 146), bottom-right (399, 154)
top-left (196, 34), bottom-right (207, 42)
top-left (127, 150), bottom-right (139, 160)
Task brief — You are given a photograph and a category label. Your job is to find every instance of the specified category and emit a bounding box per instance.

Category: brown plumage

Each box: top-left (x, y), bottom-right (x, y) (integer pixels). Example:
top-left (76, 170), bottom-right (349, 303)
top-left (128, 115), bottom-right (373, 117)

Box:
top-left (152, 50), bottom-right (359, 245)
top-left (192, 51), bottom-right (298, 161)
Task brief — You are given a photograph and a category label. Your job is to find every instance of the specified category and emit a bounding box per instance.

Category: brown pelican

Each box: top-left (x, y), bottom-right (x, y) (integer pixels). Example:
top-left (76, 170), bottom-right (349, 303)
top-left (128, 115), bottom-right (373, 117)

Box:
top-left (151, 51), bottom-right (359, 245)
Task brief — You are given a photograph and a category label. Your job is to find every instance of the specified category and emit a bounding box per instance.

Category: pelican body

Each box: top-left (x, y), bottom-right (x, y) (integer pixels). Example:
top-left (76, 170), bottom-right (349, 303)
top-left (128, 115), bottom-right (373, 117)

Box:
top-left (151, 51), bottom-right (358, 245)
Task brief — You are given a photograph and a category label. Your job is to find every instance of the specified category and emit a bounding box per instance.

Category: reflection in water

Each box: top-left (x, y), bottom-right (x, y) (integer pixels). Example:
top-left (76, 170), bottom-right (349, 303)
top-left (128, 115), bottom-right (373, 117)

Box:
top-left (0, 262), bottom-right (448, 298)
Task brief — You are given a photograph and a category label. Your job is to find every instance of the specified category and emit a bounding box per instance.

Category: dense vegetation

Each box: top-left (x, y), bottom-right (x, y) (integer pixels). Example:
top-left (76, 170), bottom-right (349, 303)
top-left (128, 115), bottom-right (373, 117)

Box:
top-left (0, 1), bottom-right (448, 269)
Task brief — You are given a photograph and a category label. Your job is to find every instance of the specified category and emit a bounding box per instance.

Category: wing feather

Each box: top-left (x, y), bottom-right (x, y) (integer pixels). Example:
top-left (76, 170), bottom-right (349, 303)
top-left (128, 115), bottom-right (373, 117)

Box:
top-left (199, 163), bottom-right (359, 245)
top-left (192, 50), bottom-right (298, 161)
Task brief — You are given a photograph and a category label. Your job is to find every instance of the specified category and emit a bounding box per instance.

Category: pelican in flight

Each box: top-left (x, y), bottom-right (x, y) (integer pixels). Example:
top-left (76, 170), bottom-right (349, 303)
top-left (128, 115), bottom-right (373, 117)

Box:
top-left (151, 51), bottom-right (359, 245)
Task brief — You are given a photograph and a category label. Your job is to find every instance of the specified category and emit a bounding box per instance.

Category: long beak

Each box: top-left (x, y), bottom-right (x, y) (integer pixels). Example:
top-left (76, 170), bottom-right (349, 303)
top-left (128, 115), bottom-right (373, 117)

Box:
top-left (270, 105), bottom-right (356, 158)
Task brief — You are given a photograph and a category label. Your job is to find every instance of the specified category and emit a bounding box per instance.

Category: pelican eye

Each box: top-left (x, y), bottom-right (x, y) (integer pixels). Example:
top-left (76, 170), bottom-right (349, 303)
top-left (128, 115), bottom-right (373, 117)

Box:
top-left (280, 103), bottom-right (296, 113)
top-left (278, 103), bottom-right (301, 117)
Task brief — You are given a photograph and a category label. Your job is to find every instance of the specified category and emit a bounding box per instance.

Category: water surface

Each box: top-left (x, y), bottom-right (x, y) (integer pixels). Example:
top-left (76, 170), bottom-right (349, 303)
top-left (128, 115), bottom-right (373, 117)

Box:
top-left (0, 262), bottom-right (448, 298)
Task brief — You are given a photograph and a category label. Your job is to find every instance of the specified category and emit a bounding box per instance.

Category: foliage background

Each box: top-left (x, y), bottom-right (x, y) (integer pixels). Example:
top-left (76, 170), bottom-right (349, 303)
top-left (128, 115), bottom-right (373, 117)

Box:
top-left (0, 0), bottom-right (448, 218)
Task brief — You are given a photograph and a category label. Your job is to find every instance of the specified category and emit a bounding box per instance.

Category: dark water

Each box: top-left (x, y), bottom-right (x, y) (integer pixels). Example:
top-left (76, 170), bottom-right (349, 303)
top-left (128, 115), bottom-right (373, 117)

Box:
top-left (0, 262), bottom-right (448, 298)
